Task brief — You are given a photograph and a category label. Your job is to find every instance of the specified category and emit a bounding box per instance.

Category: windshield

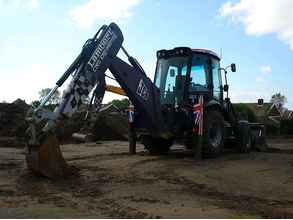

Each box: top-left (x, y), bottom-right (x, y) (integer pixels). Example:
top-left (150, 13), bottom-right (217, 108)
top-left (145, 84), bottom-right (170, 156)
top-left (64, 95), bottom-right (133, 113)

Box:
top-left (154, 56), bottom-right (188, 105)
top-left (188, 54), bottom-right (209, 92)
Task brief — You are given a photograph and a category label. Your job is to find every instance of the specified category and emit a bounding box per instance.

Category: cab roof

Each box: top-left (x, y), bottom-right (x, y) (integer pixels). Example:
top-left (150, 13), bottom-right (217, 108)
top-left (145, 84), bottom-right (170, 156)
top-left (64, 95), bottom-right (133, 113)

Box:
top-left (157, 47), bottom-right (220, 60)
top-left (191, 49), bottom-right (220, 60)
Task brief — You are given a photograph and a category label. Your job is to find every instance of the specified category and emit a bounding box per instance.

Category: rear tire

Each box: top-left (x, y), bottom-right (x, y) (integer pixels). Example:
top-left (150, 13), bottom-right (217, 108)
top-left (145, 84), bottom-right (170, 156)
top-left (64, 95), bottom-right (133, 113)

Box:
top-left (237, 121), bottom-right (252, 153)
top-left (142, 136), bottom-right (172, 155)
top-left (203, 110), bottom-right (225, 158)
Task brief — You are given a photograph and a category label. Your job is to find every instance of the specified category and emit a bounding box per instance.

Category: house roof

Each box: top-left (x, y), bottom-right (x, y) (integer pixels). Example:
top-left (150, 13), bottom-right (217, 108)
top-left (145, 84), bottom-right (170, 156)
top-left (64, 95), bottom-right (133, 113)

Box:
top-left (234, 101), bottom-right (293, 125)
top-left (236, 102), bottom-right (293, 119)
top-left (99, 103), bottom-right (120, 113)
top-left (282, 109), bottom-right (293, 120)
top-left (234, 102), bottom-right (284, 117)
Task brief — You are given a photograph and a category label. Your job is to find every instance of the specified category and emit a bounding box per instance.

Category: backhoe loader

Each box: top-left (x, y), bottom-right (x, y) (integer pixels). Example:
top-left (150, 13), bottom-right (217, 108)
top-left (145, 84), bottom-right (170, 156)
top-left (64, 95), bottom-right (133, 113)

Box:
top-left (25, 23), bottom-right (266, 178)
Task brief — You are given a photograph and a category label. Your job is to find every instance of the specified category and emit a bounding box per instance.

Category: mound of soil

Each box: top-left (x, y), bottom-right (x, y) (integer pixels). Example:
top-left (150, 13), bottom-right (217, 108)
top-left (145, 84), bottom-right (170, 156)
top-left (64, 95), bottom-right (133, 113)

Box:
top-left (0, 99), bottom-right (29, 138)
top-left (0, 100), bottom-right (128, 146)
top-left (93, 112), bottom-right (128, 141)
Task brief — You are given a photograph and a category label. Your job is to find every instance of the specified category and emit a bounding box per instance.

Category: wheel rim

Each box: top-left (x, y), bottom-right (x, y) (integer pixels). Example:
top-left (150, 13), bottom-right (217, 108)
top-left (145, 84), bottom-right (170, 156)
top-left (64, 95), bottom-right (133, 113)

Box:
top-left (209, 122), bottom-right (222, 148)
top-left (246, 135), bottom-right (252, 150)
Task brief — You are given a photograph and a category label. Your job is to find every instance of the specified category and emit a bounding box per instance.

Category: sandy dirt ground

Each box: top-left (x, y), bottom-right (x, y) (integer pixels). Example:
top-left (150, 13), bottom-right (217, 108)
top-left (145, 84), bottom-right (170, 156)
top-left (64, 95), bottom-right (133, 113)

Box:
top-left (0, 138), bottom-right (293, 218)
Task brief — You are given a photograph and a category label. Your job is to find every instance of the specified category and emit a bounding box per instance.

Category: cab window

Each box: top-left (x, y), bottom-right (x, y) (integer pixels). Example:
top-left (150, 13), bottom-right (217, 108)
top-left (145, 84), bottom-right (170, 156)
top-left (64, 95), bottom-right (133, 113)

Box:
top-left (212, 59), bottom-right (222, 100)
top-left (189, 54), bottom-right (208, 92)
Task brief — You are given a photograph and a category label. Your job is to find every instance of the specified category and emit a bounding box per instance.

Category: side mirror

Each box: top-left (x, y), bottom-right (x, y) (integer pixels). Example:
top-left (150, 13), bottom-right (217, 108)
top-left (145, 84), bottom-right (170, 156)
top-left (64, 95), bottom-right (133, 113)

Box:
top-left (231, 63), bottom-right (236, 72)
top-left (170, 69), bottom-right (175, 77)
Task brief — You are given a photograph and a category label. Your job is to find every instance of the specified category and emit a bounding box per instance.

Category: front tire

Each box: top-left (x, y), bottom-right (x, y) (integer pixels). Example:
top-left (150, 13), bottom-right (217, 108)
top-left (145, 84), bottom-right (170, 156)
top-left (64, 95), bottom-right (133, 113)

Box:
top-left (203, 110), bottom-right (225, 158)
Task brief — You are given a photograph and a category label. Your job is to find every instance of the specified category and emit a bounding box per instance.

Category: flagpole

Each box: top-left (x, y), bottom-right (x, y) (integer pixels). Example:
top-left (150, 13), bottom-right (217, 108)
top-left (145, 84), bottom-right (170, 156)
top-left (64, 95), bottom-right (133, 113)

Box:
top-left (193, 95), bottom-right (204, 160)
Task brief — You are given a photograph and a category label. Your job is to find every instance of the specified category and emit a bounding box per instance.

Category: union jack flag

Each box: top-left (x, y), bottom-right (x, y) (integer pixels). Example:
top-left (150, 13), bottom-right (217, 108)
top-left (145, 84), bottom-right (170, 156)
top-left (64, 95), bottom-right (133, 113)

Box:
top-left (192, 95), bottom-right (204, 136)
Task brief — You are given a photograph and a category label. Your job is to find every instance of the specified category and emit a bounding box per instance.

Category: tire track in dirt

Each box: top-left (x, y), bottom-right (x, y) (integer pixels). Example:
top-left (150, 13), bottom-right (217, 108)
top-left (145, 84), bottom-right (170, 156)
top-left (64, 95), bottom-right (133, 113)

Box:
top-left (125, 155), bottom-right (293, 218)
top-left (0, 161), bottom-right (23, 170)
top-left (14, 168), bottom-right (151, 218)
top-left (266, 147), bottom-right (293, 154)
top-left (66, 152), bottom-right (130, 161)
top-left (148, 170), bottom-right (293, 218)
top-left (4, 141), bottom-right (293, 218)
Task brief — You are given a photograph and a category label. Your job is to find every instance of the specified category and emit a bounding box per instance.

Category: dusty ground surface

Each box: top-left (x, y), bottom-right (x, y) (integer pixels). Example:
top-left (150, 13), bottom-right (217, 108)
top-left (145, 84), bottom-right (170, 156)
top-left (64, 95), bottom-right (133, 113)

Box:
top-left (0, 138), bottom-right (293, 218)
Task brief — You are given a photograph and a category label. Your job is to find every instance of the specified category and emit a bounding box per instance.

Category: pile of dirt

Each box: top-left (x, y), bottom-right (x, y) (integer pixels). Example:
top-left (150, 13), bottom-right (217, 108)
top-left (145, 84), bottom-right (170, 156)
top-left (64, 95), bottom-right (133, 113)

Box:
top-left (0, 100), bottom-right (128, 146)
top-left (56, 111), bottom-right (88, 143)
top-left (71, 104), bottom-right (129, 142)
top-left (0, 99), bottom-right (30, 146)
top-left (93, 111), bottom-right (128, 141)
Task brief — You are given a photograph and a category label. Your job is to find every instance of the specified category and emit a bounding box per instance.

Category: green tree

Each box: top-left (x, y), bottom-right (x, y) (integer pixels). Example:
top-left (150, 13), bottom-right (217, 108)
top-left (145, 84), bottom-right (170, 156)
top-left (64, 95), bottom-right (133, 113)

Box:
top-left (281, 119), bottom-right (293, 135)
top-left (233, 103), bottom-right (257, 122)
top-left (271, 92), bottom-right (287, 111)
top-left (109, 98), bottom-right (130, 109)
top-left (31, 100), bottom-right (41, 108)
top-left (39, 88), bottom-right (61, 105)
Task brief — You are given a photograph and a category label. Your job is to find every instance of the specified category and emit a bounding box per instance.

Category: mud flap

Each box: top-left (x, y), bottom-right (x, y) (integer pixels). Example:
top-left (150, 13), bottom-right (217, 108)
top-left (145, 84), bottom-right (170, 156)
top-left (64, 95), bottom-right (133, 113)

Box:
top-left (25, 133), bottom-right (74, 178)
top-left (249, 123), bottom-right (268, 152)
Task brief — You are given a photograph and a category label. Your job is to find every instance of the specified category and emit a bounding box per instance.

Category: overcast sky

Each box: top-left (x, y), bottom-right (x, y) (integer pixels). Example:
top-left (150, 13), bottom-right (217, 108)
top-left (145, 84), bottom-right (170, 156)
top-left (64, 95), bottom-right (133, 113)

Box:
top-left (0, 0), bottom-right (292, 108)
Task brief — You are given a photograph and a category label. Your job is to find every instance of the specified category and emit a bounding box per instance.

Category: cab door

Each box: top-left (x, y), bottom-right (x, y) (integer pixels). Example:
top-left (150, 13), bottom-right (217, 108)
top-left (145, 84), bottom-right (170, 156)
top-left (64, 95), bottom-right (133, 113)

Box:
top-left (211, 58), bottom-right (223, 102)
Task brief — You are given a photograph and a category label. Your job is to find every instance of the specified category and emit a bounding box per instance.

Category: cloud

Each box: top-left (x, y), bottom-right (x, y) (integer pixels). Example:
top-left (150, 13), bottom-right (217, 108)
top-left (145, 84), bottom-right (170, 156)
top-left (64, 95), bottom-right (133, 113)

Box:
top-left (0, 64), bottom-right (60, 103)
top-left (0, 0), bottom-right (40, 9)
top-left (0, 0), bottom-right (20, 8)
top-left (256, 65), bottom-right (272, 82)
top-left (255, 76), bottom-right (264, 82)
top-left (260, 65), bottom-right (272, 75)
top-left (219, 0), bottom-right (293, 50)
top-left (28, 0), bottom-right (40, 9)
top-left (69, 0), bottom-right (142, 29)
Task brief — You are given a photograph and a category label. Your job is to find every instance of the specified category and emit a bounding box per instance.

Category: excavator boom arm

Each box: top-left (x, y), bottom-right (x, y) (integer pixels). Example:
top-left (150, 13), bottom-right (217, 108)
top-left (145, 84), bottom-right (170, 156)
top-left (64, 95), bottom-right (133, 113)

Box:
top-left (109, 57), bottom-right (167, 136)
top-left (25, 22), bottom-right (166, 178)
top-left (105, 85), bottom-right (126, 96)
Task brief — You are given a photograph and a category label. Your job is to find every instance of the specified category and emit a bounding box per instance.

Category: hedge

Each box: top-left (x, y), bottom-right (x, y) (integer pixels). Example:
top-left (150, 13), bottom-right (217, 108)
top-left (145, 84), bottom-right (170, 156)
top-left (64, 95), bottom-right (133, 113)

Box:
top-left (232, 103), bottom-right (257, 122)
top-left (280, 119), bottom-right (293, 135)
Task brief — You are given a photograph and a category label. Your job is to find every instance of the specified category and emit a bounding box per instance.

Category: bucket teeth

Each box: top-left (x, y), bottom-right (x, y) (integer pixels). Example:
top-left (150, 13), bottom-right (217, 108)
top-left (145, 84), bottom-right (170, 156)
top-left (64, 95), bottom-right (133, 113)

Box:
top-left (25, 133), bottom-right (72, 178)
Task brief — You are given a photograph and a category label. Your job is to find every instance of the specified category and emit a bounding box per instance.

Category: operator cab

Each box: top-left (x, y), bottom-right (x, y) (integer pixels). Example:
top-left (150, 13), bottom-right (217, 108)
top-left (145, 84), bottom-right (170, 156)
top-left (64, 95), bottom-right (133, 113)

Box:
top-left (154, 47), bottom-right (222, 106)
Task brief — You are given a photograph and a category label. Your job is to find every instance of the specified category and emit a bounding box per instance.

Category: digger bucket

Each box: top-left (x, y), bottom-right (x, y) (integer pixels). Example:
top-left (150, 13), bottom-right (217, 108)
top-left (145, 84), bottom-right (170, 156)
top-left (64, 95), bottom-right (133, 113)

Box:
top-left (25, 133), bottom-right (72, 178)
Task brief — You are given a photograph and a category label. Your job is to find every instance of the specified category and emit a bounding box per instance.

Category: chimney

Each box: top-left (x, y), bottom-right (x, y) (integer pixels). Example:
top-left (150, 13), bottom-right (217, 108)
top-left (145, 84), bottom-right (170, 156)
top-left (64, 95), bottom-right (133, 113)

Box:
top-left (257, 98), bottom-right (264, 106)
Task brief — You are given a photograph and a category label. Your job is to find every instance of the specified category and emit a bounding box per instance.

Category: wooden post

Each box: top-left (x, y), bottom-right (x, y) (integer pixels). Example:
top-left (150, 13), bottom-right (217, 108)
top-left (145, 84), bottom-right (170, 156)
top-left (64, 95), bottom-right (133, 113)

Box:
top-left (193, 135), bottom-right (202, 160)
top-left (129, 127), bottom-right (136, 154)
top-left (128, 103), bottom-right (136, 154)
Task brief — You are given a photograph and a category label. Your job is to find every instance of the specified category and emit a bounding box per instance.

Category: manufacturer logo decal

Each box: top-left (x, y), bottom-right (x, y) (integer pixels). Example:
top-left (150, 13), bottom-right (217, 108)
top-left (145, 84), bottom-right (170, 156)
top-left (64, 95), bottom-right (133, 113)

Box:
top-left (88, 27), bottom-right (117, 72)
top-left (136, 79), bottom-right (149, 101)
